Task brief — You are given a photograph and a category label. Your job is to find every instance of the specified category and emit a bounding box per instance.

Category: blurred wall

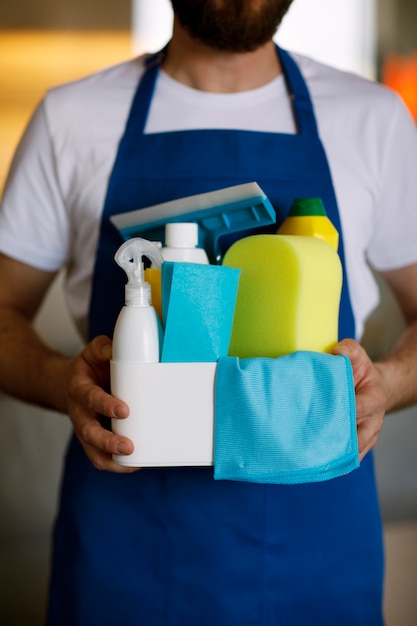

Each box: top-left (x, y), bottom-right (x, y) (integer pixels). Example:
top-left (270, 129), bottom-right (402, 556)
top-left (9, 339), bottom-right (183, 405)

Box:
top-left (378, 0), bottom-right (417, 56)
top-left (0, 0), bottom-right (131, 29)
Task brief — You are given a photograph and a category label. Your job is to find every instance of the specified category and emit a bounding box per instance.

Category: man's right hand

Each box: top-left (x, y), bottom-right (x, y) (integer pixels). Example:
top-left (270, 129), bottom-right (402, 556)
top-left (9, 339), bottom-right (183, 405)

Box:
top-left (66, 335), bottom-right (139, 473)
top-left (0, 254), bottom-right (137, 474)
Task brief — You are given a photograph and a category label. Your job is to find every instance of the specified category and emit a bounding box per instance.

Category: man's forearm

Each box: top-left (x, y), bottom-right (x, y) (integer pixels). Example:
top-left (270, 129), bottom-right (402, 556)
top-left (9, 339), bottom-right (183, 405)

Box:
top-left (0, 306), bottom-right (71, 413)
top-left (375, 318), bottom-right (417, 413)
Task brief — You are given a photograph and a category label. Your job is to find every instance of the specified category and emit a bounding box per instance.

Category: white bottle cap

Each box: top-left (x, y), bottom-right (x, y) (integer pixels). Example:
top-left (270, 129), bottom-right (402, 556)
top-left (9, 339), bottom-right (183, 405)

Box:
top-left (165, 223), bottom-right (198, 249)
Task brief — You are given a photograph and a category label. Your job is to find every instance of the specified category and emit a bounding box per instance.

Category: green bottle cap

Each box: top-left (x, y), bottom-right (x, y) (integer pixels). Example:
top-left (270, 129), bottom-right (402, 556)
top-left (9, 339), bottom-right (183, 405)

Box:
top-left (289, 198), bottom-right (327, 217)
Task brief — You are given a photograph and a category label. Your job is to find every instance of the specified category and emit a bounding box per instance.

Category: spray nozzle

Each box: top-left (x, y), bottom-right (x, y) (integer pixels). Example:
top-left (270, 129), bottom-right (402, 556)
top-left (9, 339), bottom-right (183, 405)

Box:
top-left (115, 237), bottom-right (164, 306)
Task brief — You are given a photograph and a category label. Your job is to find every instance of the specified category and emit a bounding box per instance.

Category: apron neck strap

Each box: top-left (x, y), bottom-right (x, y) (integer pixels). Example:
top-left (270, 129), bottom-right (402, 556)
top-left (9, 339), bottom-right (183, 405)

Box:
top-left (130, 44), bottom-right (320, 139)
top-left (276, 45), bottom-right (319, 137)
top-left (126, 48), bottom-right (167, 134)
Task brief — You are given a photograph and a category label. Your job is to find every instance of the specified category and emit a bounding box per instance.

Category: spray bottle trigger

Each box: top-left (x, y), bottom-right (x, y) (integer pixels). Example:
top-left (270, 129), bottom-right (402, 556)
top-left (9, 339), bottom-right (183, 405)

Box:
top-left (114, 237), bottom-right (164, 306)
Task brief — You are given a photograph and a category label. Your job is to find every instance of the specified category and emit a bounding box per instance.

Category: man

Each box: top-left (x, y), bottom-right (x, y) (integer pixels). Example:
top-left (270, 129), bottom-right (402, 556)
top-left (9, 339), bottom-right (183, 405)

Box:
top-left (1, 1), bottom-right (417, 624)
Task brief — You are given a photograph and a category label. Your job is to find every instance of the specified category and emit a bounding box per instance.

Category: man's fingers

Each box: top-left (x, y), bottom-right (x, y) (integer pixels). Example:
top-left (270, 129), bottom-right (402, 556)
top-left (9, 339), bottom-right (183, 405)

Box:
top-left (332, 337), bottom-right (387, 458)
top-left (83, 440), bottom-right (139, 473)
top-left (79, 419), bottom-right (131, 453)
top-left (66, 335), bottom-right (135, 472)
top-left (75, 417), bottom-right (137, 472)
top-left (70, 380), bottom-right (129, 420)
top-left (82, 335), bottom-right (113, 367)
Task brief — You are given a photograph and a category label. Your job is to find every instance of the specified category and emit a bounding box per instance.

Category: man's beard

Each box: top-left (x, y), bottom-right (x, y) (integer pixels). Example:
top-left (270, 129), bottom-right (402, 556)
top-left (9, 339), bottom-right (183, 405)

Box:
top-left (170, 0), bottom-right (294, 53)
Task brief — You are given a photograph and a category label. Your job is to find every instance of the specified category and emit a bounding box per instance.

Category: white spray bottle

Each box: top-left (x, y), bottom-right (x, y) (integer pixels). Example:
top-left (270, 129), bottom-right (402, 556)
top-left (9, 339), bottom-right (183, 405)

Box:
top-left (111, 237), bottom-right (164, 466)
top-left (112, 237), bottom-right (164, 363)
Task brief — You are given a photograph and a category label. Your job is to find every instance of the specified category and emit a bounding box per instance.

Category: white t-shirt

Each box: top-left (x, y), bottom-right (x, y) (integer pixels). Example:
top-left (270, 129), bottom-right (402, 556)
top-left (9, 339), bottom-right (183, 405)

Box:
top-left (1, 51), bottom-right (417, 341)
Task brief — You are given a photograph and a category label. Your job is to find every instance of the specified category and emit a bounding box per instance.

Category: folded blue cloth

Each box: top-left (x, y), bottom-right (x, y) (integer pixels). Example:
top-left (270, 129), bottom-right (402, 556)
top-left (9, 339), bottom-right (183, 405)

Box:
top-left (214, 351), bottom-right (358, 484)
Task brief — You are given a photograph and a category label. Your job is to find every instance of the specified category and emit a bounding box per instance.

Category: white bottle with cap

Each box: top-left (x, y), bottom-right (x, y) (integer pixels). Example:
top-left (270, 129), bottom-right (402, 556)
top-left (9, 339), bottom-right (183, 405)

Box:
top-left (112, 237), bottom-right (163, 363)
top-left (111, 237), bottom-right (164, 466)
top-left (161, 222), bottom-right (209, 264)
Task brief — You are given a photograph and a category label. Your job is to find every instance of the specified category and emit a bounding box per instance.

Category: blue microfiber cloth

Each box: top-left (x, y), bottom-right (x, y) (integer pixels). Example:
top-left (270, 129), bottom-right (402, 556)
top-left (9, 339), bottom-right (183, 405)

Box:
top-left (161, 262), bottom-right (240, 363)
top-left (214, 351), bottom-right (359, 484)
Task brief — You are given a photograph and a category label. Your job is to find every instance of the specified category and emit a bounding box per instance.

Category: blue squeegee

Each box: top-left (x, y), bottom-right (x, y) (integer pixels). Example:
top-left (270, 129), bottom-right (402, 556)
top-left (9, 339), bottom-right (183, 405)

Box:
top-left (110, 182), bottom-right (276, 264)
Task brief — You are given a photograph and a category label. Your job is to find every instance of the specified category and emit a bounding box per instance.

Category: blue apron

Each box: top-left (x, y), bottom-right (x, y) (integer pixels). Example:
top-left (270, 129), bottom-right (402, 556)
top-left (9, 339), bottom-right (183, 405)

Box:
top-left (47, 48), bottom-right (384, 626)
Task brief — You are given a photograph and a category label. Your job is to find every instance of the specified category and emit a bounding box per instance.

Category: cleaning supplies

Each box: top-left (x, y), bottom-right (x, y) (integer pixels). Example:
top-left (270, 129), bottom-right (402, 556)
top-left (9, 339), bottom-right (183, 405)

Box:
top-left (109, 182), bottom-right (276, 264)
top-left (111, 237), bottom-right (164, 466)
top-left (161, 222), bottom-right (209, 263)
top-left (223, 198), bottom-right (343, 358)
top-left (160, 262), bottom-right (240, 363)
top-left (111, 237), bottom-right (163, 363)
top-left (110, 235), bottom-right (239, 467)
top-left (277, 197), bottom-right (339, 250)
top-left (145, 223), bottom-right (209, 321)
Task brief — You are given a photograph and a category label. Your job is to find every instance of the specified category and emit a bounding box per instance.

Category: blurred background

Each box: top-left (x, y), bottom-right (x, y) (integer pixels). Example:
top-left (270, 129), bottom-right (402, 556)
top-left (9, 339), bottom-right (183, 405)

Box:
top-left (0, 1), bottom-right (416, 624)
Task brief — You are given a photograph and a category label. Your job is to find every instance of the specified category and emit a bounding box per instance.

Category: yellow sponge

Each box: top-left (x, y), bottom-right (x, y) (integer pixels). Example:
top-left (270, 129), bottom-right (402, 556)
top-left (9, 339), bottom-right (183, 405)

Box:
top-left (223, 234), bottom-right (342, 358)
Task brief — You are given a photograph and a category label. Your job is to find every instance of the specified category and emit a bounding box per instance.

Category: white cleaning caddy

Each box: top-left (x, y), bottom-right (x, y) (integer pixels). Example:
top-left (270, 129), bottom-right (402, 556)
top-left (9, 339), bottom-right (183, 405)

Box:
top-left (111, 361), bottom-right (216, 467)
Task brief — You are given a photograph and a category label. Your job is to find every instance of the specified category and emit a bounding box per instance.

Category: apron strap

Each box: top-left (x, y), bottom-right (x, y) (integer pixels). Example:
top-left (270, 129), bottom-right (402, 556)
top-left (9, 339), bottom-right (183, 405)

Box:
top-left (123, 49), bottom-right (165, 137)
top-left (124, 45), bottom-right (320, 140)
top-left (276, 46), bottom-right (320, 137)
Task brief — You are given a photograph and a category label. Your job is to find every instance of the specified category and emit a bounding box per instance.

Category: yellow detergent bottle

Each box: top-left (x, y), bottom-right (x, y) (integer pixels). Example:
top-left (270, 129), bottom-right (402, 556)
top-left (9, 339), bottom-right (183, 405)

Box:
top-left (222, 198), bottom-right (342, 358)
top-left (277, 197), bottom-right (339, 250)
